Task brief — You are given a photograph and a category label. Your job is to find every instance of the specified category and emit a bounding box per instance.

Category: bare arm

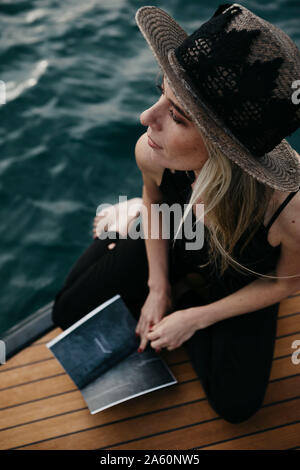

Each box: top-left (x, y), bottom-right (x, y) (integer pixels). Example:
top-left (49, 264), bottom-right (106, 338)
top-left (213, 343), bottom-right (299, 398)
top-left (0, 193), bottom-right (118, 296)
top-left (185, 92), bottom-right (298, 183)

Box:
top-left (189, 191), bottom-right (300, 329)
top-left (134, 133), bottom-right (174, 351)
top-left (135, 132), bottom-right (171, 296)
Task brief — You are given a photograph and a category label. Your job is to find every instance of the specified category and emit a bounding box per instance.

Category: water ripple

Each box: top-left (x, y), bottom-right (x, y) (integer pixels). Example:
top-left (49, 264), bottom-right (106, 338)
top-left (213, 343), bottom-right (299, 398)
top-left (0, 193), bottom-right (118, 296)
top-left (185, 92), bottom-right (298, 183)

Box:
top-left (5, 59), bottom-right (48, 102)
top-left (29, 199), bottom-right (86, 216)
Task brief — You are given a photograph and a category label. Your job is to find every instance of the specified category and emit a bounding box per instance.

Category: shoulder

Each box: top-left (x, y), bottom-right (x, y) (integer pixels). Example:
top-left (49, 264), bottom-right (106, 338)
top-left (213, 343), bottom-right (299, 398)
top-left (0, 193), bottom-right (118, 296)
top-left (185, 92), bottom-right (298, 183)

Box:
top-left (135, 132), bottom-right (165, 188)
top-left (267, 151), bottom-right (300, 249)
top-left (274, 187), bottom-right (300, 251)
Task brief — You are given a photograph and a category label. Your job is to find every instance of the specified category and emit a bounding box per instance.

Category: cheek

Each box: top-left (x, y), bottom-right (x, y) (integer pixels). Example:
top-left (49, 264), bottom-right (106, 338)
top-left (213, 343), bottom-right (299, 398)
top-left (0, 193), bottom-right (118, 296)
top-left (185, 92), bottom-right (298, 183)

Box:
top-left (165, 126), bottom-right (205, 159)
top-left (167, 129), bottom-right (190, 152)
top-left (176, 134), bottom-right (199, 155)
top-left (188, 133), bottom-right (208, 157)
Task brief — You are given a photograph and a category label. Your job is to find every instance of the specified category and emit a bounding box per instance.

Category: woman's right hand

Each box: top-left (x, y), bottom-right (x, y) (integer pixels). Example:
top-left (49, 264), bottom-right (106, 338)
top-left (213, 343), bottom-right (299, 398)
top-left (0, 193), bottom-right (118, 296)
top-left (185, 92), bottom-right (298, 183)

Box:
top-left (135, 288), bottom-right (173, 353)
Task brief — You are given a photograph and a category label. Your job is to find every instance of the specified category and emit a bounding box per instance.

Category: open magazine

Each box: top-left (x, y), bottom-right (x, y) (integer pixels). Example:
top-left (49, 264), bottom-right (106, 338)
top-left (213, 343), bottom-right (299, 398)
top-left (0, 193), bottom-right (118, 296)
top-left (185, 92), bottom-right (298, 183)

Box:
top-left (47, 295), bottom-right (177, 414)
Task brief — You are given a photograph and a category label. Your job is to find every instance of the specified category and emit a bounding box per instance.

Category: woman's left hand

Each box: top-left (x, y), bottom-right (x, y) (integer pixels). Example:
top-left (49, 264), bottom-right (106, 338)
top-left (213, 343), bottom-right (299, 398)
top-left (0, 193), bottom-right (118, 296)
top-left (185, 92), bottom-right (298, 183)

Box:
top-left (146, 309), bottom-right (198, 351)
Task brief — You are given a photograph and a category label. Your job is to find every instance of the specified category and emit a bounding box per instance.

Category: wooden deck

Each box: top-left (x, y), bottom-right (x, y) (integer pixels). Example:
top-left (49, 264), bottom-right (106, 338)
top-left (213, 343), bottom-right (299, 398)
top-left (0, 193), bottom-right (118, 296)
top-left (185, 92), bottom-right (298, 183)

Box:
top-left (1, 293), bottom-right (300, 450)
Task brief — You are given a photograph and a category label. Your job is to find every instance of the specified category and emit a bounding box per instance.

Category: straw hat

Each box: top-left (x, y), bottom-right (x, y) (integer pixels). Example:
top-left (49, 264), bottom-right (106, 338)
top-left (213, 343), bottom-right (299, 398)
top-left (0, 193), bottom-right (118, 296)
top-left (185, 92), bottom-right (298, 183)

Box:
top-left (135, 3), bottom-right (300, 191)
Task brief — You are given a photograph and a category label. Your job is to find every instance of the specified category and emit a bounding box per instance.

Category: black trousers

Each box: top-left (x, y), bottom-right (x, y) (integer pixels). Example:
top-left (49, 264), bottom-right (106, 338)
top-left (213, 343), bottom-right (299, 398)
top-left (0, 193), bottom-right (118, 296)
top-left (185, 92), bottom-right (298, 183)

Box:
top-left (52, 232), bottom-right (279, 424)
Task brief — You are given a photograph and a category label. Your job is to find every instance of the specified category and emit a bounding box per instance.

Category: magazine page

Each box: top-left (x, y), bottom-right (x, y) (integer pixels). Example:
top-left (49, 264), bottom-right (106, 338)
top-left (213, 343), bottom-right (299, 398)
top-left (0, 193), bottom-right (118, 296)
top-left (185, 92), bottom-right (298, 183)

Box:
top-left (82, 342), bottom-right (177, 414)
top-left (47, 295), bottom-right (139, 389)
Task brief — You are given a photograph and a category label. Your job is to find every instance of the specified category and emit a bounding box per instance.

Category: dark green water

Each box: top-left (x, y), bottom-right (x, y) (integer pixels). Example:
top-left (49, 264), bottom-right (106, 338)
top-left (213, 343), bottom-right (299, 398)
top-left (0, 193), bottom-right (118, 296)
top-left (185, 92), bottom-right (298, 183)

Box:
top-left (0, 0), bottom-right (299, 334)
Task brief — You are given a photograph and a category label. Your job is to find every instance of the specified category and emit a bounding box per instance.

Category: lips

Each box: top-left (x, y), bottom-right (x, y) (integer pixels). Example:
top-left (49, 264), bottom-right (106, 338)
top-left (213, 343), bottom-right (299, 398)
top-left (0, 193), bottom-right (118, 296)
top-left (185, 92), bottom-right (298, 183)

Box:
top-left (147, 134), bottom-right (162, 149)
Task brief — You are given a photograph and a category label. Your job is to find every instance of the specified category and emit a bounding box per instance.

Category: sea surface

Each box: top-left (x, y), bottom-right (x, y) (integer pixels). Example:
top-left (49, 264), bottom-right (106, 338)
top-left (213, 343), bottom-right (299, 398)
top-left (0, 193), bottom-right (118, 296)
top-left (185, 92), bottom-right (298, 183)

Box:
top-left (0, 0), bottom-right (299, 334)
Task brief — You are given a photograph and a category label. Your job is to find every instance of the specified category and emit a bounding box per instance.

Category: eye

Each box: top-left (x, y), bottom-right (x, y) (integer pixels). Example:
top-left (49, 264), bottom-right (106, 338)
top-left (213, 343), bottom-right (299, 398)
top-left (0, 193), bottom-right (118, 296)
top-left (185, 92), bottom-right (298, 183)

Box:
top-left (155, 84), bottom-right (183, 124)
top-left (155, 81), bottom-right (184, 124)
top-left (168, 108), bottom-right (183, 124)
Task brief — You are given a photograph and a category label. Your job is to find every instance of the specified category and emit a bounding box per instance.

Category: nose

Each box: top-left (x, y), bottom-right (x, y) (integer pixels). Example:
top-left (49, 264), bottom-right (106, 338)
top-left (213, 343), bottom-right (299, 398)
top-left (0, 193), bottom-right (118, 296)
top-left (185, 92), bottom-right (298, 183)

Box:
top-left (140, 98), bottom-right (163, 130)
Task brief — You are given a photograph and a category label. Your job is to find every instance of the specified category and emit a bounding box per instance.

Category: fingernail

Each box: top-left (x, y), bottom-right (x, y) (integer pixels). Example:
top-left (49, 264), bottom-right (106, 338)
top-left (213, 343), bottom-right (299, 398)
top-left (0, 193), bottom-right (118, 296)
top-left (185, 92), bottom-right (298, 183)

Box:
top-left (155, 348), bottom-right (160, 353)
top-left (138, 348), bottom-right (143, 353)
top-left (135, 332), bottom-right (139, 337)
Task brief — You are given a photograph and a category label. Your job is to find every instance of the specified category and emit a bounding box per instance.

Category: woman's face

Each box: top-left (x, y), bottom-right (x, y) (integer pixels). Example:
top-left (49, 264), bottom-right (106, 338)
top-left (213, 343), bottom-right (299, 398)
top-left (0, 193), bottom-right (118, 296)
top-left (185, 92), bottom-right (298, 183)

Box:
top-left (139, 75), bottom-right (209, 175)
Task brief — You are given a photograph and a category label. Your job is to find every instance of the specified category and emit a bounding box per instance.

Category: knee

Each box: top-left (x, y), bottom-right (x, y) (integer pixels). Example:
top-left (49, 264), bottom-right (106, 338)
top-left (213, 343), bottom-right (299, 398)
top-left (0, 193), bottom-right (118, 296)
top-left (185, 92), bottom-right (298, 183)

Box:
top-left (214, 403), bottom-right (261, 424)
top-left (207, 390), bottom-right (264, 424)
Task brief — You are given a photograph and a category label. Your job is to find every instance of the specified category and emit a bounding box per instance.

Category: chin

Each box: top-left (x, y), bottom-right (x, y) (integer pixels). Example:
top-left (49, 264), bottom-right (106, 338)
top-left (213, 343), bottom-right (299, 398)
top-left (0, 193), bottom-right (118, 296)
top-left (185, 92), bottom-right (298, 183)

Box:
top-left (149, 148), bottom-right (166, 164)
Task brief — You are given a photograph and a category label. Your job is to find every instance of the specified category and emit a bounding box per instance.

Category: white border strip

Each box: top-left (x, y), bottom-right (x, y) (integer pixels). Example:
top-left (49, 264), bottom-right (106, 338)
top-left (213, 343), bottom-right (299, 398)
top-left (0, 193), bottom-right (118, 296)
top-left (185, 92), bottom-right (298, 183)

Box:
top-left (90, 378), bottom-right (178, 414)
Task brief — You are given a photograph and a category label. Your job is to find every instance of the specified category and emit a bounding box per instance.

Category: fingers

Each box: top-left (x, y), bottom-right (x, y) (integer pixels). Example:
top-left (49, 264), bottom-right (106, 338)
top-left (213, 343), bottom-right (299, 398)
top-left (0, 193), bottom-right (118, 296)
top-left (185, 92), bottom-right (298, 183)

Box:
top-left (147, 329), bottom-right (163, 351)
top-left (137, 323), bottom-right (163, 353)
top-left (138, 335), bottom-right (161, 353)
top-left (138, 334), bottom-right (149, 352)
top-left (136, 320), bottom-right (155, 352)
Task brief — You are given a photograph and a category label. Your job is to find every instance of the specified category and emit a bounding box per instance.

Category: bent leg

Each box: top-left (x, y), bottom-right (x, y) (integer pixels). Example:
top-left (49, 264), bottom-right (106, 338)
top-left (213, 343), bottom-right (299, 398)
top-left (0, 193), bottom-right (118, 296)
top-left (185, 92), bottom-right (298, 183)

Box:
top-left (57, 233), bottom-right (121, 293)
top-left (52, 233), bottom-right (150, 330)
top-left (183, 301), bottom-right (279, 423)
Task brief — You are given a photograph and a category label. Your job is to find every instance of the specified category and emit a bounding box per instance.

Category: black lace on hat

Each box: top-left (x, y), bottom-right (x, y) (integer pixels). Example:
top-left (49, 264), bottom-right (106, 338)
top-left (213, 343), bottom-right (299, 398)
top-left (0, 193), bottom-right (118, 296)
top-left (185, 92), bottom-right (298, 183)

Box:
top-left (174, 4), bottom-right (300, 158)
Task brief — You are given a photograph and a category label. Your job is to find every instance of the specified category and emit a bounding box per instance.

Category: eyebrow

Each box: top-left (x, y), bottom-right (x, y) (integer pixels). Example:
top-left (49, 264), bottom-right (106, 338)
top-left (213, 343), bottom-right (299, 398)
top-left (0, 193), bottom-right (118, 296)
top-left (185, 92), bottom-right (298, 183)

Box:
top-left (161, 79), bottom-right (192, 122)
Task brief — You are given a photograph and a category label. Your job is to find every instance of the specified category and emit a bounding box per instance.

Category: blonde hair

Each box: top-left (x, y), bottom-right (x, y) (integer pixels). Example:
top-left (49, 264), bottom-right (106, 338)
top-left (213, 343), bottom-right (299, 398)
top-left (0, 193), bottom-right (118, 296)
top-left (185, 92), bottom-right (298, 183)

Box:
top-left (172, 132), bottom-right (300, 281)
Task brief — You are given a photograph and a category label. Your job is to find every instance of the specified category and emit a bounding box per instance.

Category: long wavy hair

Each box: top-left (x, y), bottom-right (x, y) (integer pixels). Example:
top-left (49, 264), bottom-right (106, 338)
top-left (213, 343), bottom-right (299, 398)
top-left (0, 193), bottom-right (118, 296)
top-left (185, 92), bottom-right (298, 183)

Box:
top-left (172, 130), bottom-right (299, 280)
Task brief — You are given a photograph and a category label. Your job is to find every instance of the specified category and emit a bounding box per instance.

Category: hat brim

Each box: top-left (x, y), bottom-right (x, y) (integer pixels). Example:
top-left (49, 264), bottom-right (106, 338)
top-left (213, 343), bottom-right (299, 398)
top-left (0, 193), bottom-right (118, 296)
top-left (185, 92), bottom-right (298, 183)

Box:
top-left (135, 6), bottom-right (300, 192)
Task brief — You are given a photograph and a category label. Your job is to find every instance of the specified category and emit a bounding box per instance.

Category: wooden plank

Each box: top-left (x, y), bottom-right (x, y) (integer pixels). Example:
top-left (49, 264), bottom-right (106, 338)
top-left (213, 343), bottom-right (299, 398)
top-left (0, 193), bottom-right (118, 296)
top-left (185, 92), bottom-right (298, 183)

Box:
top-left (270, 356), bottom-right (300, 381)
top-left (277, 313), bottom-right (300, 338)
top-left (1, 370), bottom-right (299, 442)
top-left (0, 357), bottom-right (299, 434)
top-left (0, 389), bottom-right (84, 431)
top-left (12, 396), bottom-right (300, 450)
top-left (0, 359), bottom-right (60, 389)
top-left (1, 347), bottom-right (298, 432)
top-left (0, 343), bottom-right (54, 371)
top-left (199, 422), bottom-right (300, 450)
top-left (0, 360), bottom-right (195, 410)
top-left (264, 374), bottom-right (300, 404)
top-left (288, 292), bottom-right (300, 298)
top-left (279, 297), bottom-right (300, 317)
top-left (274, 333), bottom-right (300, 358)
top-left (0, 379), bottom-right (204, 437)
top-left (0, 371), bottom-right (206, 449)
top-left (0, 374), bottom-right (76, 410)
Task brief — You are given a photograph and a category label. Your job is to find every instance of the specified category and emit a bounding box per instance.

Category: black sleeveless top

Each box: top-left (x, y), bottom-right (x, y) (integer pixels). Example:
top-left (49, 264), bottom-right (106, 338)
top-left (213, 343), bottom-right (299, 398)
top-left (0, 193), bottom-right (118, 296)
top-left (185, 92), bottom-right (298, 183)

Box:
top-left (159, 168), bottom-right (299, 300)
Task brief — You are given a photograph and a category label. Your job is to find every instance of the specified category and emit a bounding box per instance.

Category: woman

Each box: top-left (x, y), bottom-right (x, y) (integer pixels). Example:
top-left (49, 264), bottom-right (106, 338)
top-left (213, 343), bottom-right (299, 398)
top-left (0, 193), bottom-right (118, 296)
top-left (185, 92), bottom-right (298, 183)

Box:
top-left (52, 4), bottom-right (300, 423)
